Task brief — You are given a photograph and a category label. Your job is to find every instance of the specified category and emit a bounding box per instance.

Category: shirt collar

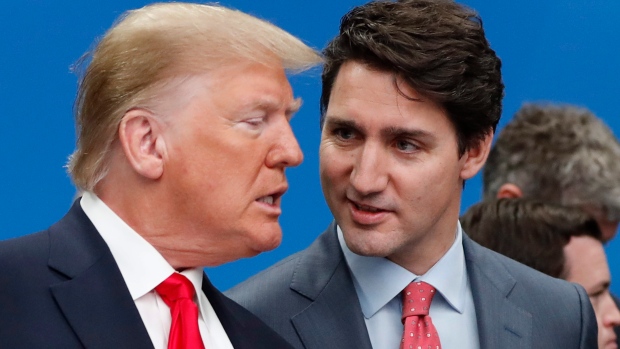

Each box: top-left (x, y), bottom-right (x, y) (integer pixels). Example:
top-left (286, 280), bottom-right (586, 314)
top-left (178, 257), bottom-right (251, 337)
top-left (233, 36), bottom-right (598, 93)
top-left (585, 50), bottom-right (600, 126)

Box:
top-left (180, 268), bottom-right (206, 309)
top-left (80, 192), bottom-right (203, 300)
top-left (338, 222), bottom-right (467, 318)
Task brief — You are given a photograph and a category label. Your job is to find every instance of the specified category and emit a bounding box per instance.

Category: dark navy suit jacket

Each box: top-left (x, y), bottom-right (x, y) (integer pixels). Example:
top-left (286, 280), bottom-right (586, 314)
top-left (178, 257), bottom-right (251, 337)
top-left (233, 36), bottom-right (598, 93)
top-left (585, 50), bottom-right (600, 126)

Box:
top-left (227, 221), bottom-right (598, 349)
top-left (0, 201), bottom-right (294, 349)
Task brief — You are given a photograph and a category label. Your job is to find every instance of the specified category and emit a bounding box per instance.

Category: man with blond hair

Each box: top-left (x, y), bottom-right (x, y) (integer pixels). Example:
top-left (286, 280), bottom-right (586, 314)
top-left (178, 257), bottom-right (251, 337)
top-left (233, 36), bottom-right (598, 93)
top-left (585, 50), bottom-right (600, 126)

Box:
top-left (0, 3), bottom-right (320, 349)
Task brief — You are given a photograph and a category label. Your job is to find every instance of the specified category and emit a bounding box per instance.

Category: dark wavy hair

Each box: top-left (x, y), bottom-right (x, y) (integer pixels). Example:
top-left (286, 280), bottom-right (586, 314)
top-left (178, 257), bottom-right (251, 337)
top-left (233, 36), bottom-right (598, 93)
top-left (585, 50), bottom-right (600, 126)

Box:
top-left (320, 0), bottom-right (504, 155)
top-left (461, 198), bottom-right (602, 279)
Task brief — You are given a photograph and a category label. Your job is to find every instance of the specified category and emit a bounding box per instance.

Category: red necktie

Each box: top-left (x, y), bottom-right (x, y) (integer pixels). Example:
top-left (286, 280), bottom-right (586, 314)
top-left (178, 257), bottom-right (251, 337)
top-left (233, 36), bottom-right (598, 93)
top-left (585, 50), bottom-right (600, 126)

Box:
top-left (155, 273), bottom-right (206, 349)
top-left (401, 281), bottom-right (442, 349)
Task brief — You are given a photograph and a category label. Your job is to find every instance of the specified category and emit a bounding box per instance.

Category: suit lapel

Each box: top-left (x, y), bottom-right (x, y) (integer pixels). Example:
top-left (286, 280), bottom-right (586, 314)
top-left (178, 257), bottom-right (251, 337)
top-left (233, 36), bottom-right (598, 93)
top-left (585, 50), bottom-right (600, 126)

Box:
top-left (463, 235), bottom-right (532, 349)
top-left (287, 224), bottom-right (533, 349)
top-left (289, 223), bottom-right (373, 349)
top-left (201, 273), bottom-right (248, 348)
top-left (48, 202), bottom-right (153, 349)
top-left (202, 273), bottom-right (294, 349)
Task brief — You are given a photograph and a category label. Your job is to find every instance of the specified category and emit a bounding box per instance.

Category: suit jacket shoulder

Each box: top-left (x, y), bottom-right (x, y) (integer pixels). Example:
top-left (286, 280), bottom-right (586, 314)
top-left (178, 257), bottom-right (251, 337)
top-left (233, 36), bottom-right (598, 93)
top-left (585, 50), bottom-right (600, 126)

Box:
top-left (463, 234), bottom-right (598, 349)
top-left (228, 222), bottom-right (598, 349)
top-left (202, 273), bottom-right (295, 348)
top-left (0, 203), bottom-right (154, 349)
top-left (0, 201), bottom-right (296, 349)
top-left (227, 222), bottom-right (373, 349)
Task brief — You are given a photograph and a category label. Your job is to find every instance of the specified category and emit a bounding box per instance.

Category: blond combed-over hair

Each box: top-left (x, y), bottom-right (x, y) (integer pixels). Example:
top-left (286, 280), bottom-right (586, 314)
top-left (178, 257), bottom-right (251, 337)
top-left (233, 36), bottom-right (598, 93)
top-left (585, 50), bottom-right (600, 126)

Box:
top-left (67, 2), bottom-right (321, 190)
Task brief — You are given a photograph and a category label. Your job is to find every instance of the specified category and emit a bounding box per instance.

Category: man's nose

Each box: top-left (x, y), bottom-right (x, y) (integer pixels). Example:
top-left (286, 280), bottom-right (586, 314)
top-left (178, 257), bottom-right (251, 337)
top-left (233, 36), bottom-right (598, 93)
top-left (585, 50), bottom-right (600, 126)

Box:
top-left (266, 119), bottom-right (303, 168)
top-left (349, 142), bottom-right (388, 196)
top-left (603, 292), bottom-right (620, 327)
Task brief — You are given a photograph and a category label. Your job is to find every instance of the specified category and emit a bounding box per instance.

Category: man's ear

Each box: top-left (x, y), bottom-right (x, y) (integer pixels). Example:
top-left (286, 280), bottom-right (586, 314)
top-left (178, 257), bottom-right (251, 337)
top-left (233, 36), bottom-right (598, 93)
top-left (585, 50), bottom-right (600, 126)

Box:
top-left (118, 109), bottom-right (166, 180)
top-left (497, 183), bottom-right (523, 198)
top-left (460, 131), bottom-right (493, 180)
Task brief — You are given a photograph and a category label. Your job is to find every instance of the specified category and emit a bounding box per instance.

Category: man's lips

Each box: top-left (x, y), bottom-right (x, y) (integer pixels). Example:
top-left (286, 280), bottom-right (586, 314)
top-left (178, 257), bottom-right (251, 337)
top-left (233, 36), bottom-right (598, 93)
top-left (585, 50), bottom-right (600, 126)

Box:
top-left (352, 201), bottom-right (386, 212)
top-left (347, 196), bottom-right (392, 211)
top-left (255, 185), bottom-right (287, 207)
top-left (348, 199), bottom-right (391, 225)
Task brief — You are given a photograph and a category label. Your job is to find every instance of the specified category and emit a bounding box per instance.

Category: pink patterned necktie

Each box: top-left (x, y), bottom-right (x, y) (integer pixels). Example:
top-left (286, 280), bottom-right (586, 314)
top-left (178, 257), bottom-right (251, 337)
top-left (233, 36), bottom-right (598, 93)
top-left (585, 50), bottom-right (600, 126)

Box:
top-left (401, 281), bottom-right (442, 349)
top-left (155, 273), bottom-right (206, 349)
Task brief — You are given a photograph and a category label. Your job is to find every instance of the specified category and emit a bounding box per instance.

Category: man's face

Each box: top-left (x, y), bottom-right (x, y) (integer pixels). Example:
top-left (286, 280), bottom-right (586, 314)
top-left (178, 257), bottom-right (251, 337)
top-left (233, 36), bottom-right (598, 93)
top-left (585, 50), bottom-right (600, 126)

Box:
top-left (564, 235), bottom-right (620, 349)
top-left (160, 61), bottom-right (303, 266)
top-left (320, 61), bottom-right (481, 273)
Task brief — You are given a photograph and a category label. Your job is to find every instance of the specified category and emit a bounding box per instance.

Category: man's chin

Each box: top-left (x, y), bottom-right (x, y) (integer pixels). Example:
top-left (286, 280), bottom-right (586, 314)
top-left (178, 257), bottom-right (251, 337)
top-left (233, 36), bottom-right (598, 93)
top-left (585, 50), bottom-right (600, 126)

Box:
top-left (344, 233), bottom-right (393, 258)
top-left (248, 226), bottom-right (283, 254)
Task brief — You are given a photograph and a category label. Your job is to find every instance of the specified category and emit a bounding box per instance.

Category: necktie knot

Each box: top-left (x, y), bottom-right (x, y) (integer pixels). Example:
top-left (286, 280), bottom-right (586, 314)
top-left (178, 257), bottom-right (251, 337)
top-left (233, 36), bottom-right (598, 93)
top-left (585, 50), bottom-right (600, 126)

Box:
top-left (156, 273), bottom-right (196, 306)
top-left (401, 281), bottom-right (436, 319)
top-left (400, 281), bottom-right (442, 349)
top-left (155, 273), bottom-right (205, 349)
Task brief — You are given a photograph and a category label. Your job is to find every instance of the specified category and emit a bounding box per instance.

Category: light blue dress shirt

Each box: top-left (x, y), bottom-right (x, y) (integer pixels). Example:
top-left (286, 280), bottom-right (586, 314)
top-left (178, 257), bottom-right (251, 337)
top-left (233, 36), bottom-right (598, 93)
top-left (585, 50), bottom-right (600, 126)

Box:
top-left (338, 223), bottom-right (480, 349)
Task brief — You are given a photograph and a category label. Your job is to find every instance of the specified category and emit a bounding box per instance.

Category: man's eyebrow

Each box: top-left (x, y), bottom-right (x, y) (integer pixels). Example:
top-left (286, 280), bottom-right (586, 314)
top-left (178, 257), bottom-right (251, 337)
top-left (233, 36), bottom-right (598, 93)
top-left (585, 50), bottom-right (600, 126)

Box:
top-left (323, 117), bottom-right (435, 142)
top-left (242, 97), bottom-right (303, 119)
top-left (323, 116), bottom-right (359, 130)
top-left (286, 98), bottom-right (303, 115)
top-left (239, 98), bottom-right (273, 112)
top-left (381, 126), bottom-right (433, 140)
top-left (589, 280), bottom-right (611, 296)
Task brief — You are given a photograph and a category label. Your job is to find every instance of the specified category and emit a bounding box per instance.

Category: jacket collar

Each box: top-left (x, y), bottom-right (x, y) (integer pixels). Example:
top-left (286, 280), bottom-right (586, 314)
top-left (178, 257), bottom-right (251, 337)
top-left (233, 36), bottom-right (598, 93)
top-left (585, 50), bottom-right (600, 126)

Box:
top-left (289, 222), bottom-right (373, 349)
top-left (289, 221), bottom-right (533, 349)
top-left (463, 234), bottom-right (532, 349)
top-left (48, 201), bottom-right (154, 349)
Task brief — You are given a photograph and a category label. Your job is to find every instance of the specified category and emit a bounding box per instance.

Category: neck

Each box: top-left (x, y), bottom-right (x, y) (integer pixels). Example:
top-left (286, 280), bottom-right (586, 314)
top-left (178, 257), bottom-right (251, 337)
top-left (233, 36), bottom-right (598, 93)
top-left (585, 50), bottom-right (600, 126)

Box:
top-left (388, 198), bottom-right (461, 275)
top-left (389, 225), bottom-right (457, 275)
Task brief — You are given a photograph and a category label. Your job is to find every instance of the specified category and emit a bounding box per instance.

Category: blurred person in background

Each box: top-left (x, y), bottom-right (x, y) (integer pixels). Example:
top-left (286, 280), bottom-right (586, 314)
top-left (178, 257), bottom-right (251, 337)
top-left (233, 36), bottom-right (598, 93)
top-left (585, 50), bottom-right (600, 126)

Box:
top-left (484, 103), bottom-right (620, 242)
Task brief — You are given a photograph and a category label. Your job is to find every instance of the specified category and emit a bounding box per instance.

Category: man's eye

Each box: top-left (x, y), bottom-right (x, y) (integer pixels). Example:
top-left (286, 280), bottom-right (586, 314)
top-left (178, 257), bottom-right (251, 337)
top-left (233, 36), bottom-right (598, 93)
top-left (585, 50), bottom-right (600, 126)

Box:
top-left (334, 128), bottom-right (354, 140)
top-left (244, 117), bottom-right (265, 127)
top-left (588, 289), bottom-right (605, 298)
top-left (395, 140), bottom-right (417, 152)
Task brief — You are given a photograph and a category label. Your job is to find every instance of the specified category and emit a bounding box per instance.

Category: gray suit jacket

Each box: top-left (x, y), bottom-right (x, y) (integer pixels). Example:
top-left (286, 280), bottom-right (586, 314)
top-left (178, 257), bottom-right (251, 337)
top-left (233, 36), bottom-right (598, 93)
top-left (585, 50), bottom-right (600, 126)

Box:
top-left (227, 221), bottom-right (598, 349)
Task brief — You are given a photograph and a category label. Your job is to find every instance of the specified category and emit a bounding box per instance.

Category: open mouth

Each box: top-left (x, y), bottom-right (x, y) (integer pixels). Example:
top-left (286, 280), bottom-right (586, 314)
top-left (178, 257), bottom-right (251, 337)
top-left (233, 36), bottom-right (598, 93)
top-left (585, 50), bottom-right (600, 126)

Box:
top-left (353, 202), bottom-right (385, 213)
top-left (349, 198), bottom-right (387, 213)
top-left (257, 195), bottom-right (275, 205)
top-left (348, 199), bottom-right (390, 225)
top-left (256, 188), bottom-right (286, 206)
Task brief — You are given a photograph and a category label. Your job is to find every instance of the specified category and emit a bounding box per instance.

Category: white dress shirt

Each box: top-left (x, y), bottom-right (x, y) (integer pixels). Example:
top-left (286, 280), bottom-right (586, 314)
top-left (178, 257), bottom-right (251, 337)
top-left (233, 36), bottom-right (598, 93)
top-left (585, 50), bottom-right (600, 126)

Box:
top-left (80, 191), bottom-right (234, 349)
top-left (338, 223), bottom-right (480, 349)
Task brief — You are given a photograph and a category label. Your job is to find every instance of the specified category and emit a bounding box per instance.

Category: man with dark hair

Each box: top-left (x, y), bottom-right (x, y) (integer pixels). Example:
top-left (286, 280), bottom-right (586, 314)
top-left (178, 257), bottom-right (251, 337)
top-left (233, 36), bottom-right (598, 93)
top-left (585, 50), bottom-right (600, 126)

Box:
top-left (227, 1), bottom-right (597, 348)
top-left (461, 198), bottom-right (620, 349)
